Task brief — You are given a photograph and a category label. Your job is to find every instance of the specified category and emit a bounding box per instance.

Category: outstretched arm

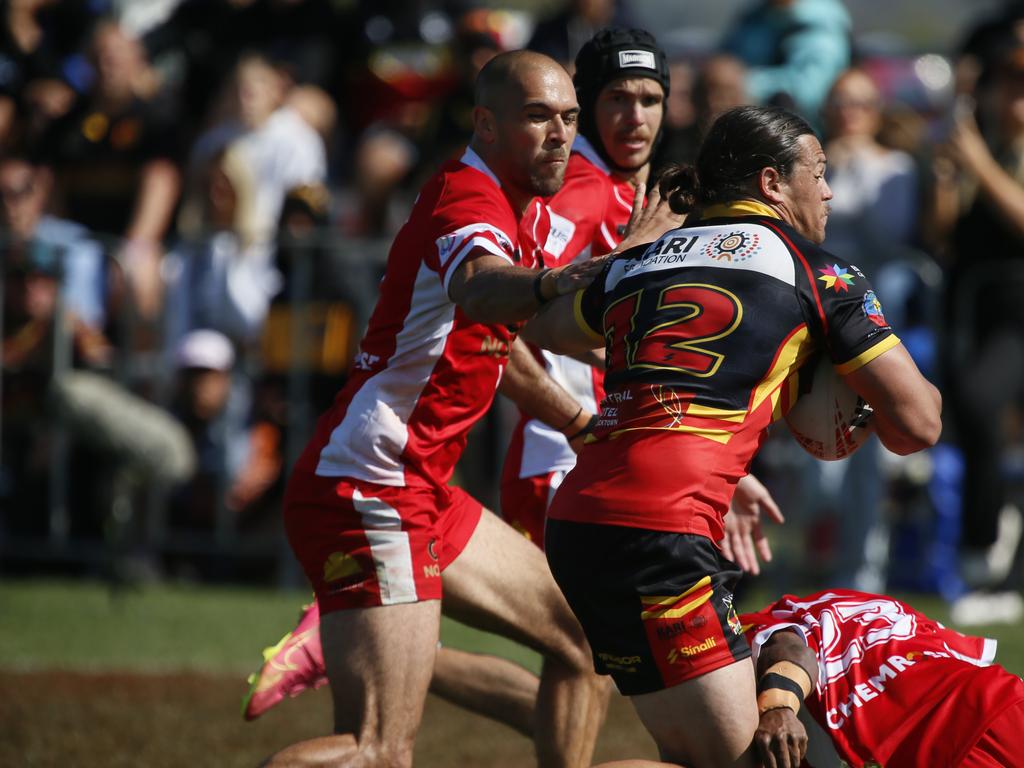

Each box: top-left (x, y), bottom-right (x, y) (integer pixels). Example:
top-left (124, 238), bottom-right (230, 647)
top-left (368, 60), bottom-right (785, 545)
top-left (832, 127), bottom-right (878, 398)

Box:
top-left (449, 253), bottom-right (605, 326)
top-left (498, 337), bottom-right (595, 451)
top-left (751, 629), bottom-right (819, 768)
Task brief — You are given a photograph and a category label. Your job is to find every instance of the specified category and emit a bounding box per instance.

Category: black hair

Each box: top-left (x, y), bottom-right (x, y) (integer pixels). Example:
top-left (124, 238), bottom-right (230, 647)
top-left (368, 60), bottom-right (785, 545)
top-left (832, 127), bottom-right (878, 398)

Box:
top-left (659, 105), bottom-right (816, 214)
top-left (573, 27), bottom-right (670, 171)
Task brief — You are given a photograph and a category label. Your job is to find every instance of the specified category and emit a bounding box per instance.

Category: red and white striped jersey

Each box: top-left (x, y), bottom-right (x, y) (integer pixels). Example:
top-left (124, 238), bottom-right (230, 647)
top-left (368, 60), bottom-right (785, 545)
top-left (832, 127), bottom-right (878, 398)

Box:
top-left (295, 147), bottom-right (548, 489)
top-left (508, 138), bottom-right (634, 479)
top-left (741, 590), bottom-right (1024, 766)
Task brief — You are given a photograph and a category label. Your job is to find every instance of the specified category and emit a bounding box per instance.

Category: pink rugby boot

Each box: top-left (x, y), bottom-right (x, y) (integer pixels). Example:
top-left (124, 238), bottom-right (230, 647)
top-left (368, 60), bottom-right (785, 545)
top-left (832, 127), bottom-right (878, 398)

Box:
top-left (242, 600), bottom-right (328, 720)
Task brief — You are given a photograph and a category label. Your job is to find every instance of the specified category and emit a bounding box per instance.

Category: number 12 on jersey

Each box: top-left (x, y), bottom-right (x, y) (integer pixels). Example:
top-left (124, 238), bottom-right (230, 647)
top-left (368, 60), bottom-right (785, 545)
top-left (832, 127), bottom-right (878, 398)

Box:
top-left (603, 283), bottom-right (743, 377)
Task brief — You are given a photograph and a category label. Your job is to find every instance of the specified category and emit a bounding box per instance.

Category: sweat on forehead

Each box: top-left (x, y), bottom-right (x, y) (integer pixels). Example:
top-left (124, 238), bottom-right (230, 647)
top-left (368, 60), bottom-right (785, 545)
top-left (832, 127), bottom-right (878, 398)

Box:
top-left (474, 50), bottom-right (568, 110)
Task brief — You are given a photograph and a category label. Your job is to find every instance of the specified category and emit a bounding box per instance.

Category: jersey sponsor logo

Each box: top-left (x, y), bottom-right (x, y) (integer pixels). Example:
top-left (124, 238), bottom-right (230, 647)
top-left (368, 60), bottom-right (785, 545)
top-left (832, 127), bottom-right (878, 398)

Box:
top-left (618, 49), bottom-right (657, 70)
top-left (667, 637), bottom-right (717, 663)
top-left (544, 208), bottom-right (577, 258)
top-left (655, 613), bottom-right (708, 641)
top-left (353, 350), bottom-right (380, 371)
top-left (705, 231), bottom-right (762, 262)
top-left (480, 336), bottom-right (510, 358)
top-left (824, 652), bottom-right (920, 729)
top-left (861, 290), bottom-right (888, 328)
top-left (624, 235), bottom-right (700, 275)
top-left (818, 263), bottom-right (855, 293)
top-left (727, 605), bottom-right (743, 635)
top-left (437, 233), bottom-right (458, 264)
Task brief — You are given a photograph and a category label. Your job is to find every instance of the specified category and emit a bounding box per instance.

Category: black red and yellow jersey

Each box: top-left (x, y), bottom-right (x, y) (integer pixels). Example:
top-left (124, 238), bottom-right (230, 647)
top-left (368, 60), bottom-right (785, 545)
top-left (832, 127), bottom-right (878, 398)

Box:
top-left (547, 200), bottom-right (900, 538)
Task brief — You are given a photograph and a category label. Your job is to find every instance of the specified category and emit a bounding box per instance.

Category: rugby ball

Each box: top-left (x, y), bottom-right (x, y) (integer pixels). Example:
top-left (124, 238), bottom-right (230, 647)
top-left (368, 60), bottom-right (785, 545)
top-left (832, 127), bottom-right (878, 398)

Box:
top-left (784, 355), bottom-right (873, 461)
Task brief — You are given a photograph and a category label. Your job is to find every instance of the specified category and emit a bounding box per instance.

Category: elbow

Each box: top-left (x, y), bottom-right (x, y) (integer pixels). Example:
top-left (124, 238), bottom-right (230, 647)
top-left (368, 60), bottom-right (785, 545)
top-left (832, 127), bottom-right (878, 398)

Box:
top-left (884, 390), bottom-right (943, 455)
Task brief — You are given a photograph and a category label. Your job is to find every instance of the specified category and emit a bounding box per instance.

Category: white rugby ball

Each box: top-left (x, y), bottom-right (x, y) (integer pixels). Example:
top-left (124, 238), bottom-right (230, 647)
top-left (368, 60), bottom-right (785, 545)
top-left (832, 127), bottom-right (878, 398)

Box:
top-left (784, 355), bottom-right (874, 461)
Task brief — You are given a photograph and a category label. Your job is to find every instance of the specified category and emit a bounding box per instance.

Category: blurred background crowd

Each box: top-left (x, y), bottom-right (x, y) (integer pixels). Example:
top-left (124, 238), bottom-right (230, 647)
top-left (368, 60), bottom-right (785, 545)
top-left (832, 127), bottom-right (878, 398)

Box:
top-left (2, 0), bottom-right (1024, 621)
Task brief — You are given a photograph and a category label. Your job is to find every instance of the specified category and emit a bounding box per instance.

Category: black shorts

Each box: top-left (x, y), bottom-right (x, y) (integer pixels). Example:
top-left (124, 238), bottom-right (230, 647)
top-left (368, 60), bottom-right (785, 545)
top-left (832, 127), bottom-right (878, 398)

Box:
top-left (546, 518), bottom-right (751, 696)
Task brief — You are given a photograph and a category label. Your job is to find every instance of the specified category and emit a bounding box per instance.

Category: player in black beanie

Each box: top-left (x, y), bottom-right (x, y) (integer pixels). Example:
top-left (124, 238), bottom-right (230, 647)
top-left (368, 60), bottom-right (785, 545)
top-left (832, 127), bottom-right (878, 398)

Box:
top-left (573, 27), bottom-right (670, 176)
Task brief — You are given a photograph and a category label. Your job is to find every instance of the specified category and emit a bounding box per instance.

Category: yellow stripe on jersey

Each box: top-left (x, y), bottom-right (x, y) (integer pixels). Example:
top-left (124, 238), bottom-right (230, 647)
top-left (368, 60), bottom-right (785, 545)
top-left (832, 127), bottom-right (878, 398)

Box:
top-left (702, 200), bottom-right (782, 220)
top-left (835, 334), bottom-right (901, 375)
top-left (640, 576), bottom-right (714, 620)
top-left (574, 289), bottom-right (604, 344)
top-left (685, 403), bottom-right (747, 422)
top-left (750, 327), bottom-right (815, 414)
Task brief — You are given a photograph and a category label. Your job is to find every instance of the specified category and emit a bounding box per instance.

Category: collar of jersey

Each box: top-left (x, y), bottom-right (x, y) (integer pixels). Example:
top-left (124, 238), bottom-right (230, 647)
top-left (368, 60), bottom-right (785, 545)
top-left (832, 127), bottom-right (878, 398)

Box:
top-left (702, 200), bottom-right (780, 220)
top-left (572, 135), bottom-right (611, 176)
top-left (461, 146), bottom-right (501, 187)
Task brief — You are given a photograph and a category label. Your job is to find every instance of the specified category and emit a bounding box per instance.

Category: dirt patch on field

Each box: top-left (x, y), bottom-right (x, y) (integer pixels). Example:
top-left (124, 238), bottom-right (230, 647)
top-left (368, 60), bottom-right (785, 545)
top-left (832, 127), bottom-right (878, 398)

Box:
top-left (0, 670), bottom-right (658, 767)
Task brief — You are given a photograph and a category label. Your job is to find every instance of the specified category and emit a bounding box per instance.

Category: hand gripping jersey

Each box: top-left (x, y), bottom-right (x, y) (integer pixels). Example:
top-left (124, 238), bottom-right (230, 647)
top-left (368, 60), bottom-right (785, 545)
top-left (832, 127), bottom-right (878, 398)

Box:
top-left (547, 201), bottom-right (900, 540)
top-left (504, 138), bottom-right (633, 486)
top-left (293, 147), bottom-right (548, 490)
top-left (740, 590), bottom-right (1024, 767)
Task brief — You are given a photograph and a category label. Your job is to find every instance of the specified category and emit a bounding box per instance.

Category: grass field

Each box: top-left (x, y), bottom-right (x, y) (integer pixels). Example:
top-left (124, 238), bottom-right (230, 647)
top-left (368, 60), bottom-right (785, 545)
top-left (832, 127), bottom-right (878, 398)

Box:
top-left (1, 578), bottom-right (1022, 766)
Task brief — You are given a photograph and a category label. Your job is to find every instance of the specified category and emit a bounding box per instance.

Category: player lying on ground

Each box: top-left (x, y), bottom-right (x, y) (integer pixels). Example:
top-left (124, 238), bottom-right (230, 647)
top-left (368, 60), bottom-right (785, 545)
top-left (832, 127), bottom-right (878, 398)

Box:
top-left (744, 589), bottom-right (1024, 768)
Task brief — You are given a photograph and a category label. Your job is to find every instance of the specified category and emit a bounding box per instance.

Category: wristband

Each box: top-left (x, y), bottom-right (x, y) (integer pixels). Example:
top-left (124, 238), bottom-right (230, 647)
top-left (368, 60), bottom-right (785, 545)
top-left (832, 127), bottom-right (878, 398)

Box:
top-left (556, 406), bottom-right (584, 433)
top-left (756, 665), bottom-right (810, 715)
top-left (567, 414), bottom-right (599, 443)
top-left (532, 268), bottom-right (553, 306)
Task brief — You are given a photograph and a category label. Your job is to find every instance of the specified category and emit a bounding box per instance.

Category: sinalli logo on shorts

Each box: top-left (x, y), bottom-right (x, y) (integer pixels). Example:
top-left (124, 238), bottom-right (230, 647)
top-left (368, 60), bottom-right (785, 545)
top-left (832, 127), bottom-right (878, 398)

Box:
top-left (667, 637), bottom-right (717, 663)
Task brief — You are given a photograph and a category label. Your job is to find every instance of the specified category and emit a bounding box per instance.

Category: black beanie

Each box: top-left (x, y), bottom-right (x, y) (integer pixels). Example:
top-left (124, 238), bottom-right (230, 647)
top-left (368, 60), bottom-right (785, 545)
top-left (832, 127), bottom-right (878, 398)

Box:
top-left (573, 27), bottom-right (670, 172)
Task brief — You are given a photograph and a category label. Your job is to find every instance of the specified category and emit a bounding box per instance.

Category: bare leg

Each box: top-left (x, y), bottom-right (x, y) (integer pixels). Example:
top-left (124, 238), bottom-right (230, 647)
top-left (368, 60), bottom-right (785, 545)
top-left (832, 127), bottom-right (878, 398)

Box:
top-left (263, 600), bottom-right (441, 768)
top-left (442, 508), bottom-right (611, 768)
top-left (430, 647), bottom-right (538, 737)
top-left (630, 660), bottom-right (758, 768)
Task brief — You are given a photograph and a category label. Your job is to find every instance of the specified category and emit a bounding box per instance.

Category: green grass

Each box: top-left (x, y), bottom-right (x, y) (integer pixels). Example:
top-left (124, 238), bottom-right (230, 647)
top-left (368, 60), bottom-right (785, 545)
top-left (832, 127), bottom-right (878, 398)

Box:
top-left (0, 579), bottom-right (1020, 677)
top-left (0, 579), bottom-right (540, 675)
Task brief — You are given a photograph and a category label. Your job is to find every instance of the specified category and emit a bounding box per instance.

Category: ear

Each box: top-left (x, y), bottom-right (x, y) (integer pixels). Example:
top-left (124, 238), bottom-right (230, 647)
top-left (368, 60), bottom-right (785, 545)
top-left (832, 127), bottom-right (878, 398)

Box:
top-left (757, 166), bottom-right (786, 204)
top-left (472, 105), bottom-right (497, 144)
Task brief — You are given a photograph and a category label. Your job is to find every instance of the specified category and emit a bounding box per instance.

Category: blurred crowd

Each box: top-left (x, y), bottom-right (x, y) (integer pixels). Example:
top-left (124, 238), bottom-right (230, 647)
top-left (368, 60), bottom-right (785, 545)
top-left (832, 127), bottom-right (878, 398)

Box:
top-left (2, 0), bottom-right (1024, 607)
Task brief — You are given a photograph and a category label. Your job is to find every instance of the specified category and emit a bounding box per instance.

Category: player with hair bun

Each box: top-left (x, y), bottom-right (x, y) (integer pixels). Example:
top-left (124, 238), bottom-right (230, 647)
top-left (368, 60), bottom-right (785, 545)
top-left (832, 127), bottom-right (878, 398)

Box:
top-left (523, 104), bottom-right (941, 767)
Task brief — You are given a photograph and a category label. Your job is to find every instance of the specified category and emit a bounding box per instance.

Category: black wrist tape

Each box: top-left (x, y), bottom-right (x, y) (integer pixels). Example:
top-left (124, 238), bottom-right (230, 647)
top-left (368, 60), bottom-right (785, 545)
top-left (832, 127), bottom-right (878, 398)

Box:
top-left (757, 672), bottom-right (805, 700)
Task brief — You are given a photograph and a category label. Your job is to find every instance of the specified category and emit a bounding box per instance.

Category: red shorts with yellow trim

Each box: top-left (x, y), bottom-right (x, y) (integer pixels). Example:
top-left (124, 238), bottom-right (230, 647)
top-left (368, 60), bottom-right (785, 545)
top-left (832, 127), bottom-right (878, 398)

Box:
top-left (284, 469), bottom-right (483, 615)
top-left (545, 518), bottom-right (750, 695)
top-left (499, 469), bottom-right (566, 549)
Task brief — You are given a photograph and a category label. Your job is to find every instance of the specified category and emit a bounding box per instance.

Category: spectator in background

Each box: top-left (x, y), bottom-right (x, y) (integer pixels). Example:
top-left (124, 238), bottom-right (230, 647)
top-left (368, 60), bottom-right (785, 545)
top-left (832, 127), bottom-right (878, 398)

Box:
top-left (0, 0), bottom-right (92, 151)
top-left (811, 68), bottom-right (924, 592)
top-left (187, 52), bottom-right (326, 242)
top-left (935, 43), bottom-right (1024, 597)
top-left (164, 144), bottom-right (279, 348)
top-left (35, 18), bottom-right (180, 321)
top-left (0, 155), bottom-right (107, 331)
top-left (143, 0), bottom-right (341, 144)
top-left (654, 53), bottom-right (750, 169)
top-left (722, 0), bottom-right (850, 125)
top-left (528, 0), bottom-right (624, 71)
top-left (823, 68), bottom-right (922, 324)
top-left (1, 179), bottom-right (194, 544)
top-left (169, 329), bottom-right (281, 535)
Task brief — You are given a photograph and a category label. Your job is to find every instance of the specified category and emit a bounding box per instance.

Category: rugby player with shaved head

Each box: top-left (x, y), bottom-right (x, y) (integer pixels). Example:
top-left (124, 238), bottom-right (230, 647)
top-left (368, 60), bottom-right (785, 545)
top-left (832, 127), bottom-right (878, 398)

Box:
top-left (259, 50), bottom-right (609, 768)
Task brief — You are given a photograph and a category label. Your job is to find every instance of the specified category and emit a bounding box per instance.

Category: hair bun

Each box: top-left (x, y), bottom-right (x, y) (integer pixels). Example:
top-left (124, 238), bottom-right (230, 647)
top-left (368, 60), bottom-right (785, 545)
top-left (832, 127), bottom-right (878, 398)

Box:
top-left (657, 164), bottom-right (699, 215)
